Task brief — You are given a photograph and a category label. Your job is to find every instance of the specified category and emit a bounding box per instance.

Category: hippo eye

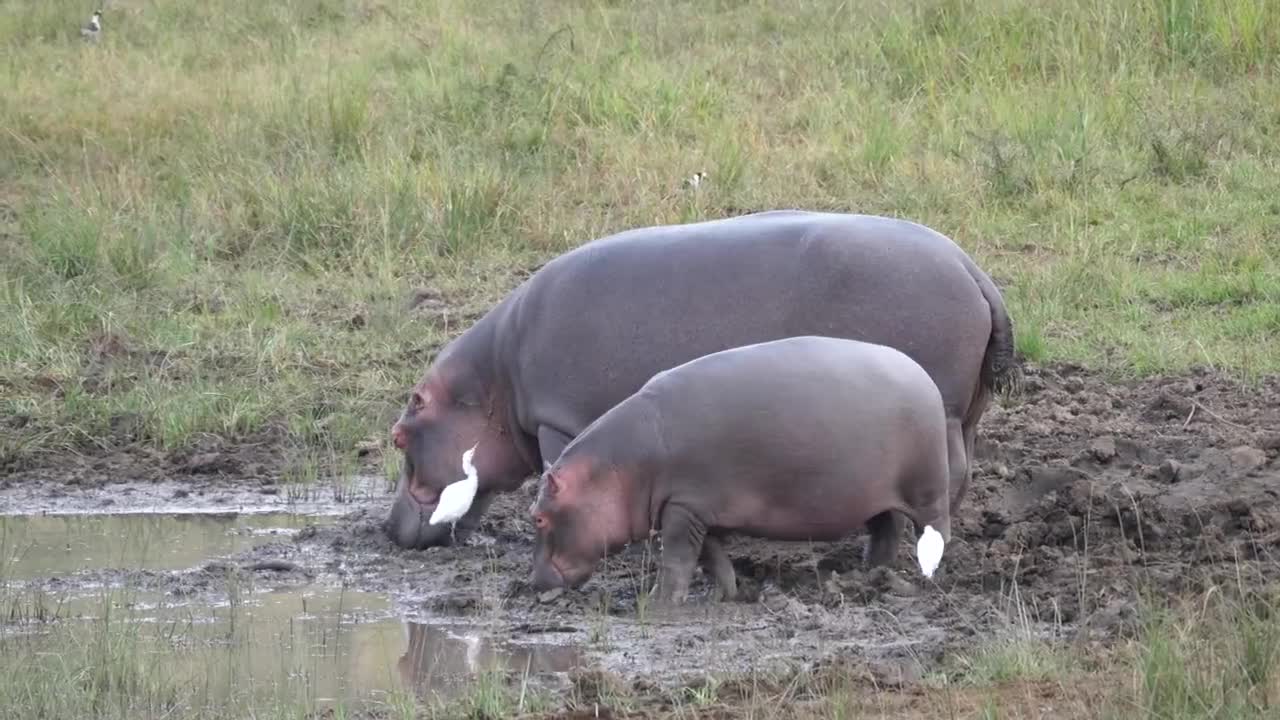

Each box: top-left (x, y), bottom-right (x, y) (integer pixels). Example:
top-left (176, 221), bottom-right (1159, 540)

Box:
top-left (409, 391), bottom-right (427, 412)
top-left (533, 514), bottom-right (549, 530)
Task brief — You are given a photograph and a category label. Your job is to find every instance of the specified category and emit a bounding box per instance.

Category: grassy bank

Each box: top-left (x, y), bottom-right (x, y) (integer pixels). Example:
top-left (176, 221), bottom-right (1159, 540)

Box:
top-left (2, 0), bottom-right (1278, 469)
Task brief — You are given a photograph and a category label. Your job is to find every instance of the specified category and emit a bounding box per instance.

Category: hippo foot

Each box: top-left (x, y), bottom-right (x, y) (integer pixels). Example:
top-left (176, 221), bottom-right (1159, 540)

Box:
top-left (709, 583), bottom-right (738, 603)
top-left (698, 535), bottom-right (738, 602)
top-left (647, 573), bottom-right (693, 607)
top-left (649, 587), bottom-right (689, 608)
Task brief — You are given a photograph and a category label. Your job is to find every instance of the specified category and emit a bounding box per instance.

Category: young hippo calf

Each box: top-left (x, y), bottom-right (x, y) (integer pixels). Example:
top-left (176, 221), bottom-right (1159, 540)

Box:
top-left (528, 335), bottom-right (953, 605)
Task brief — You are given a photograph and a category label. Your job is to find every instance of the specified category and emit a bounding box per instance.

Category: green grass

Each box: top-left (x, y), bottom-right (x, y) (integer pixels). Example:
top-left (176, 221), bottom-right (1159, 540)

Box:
top-left (1, 0), bottom-right (1278, 471)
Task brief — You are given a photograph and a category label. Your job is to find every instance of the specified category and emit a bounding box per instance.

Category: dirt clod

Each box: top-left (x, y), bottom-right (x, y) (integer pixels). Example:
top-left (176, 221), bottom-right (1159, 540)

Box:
top-left (1157, 458), bottom-right (1183, 483)
top-left (1228, 446), bottom-right (1267, 472)
top-left (1089, 436), bottom-right (1117, 462)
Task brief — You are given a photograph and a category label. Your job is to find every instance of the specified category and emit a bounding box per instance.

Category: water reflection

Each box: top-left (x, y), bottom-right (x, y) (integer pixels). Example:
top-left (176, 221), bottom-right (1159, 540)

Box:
top-left (396, 621), bottom-right (583, 697)
top-left (2, 582), bottom-right (586, 708)
top-left (0, 508), bottom-right (586, 709)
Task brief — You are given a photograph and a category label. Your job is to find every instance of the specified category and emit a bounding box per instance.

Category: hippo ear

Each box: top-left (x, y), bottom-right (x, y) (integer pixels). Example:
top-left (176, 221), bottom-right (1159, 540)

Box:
top-left (542, 471), bottom-right (560, 497)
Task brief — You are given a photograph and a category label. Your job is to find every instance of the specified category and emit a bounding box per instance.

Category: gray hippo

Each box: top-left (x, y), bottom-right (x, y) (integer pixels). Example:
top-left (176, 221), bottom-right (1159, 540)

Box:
top-left (386, 210), bottom-right (1017, 550)
top-left (527, 336), bottom-right (953, 604)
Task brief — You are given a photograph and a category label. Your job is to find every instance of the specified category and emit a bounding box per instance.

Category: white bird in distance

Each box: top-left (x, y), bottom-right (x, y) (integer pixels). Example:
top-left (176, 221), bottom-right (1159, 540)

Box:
top-left (80, 10), bottom-right (102, 42)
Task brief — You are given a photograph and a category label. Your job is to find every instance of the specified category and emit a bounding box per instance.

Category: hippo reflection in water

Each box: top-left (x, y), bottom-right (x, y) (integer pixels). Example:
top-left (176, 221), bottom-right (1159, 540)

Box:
top-left (396, 622), bottom-right (582, 695)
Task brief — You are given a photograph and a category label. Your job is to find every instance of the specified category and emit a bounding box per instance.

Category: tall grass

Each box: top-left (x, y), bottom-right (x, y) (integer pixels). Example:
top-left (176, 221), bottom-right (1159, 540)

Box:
top-left (1131, 587), bottom-right (1280, 718)
top-left (1, 0), bottom-right (1277, 465)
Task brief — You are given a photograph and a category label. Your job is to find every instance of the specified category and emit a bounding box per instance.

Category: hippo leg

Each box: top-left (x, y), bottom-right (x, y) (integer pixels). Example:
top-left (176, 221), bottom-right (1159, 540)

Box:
top-left (954, 380), bottom-right (993, 513)
top-left (909, 479), bottom-right (953, 578)
top-left (864, 511), bottom-right (904, 567)
top-left (911, 483), bottom-right (953, 541)
top-left (959, 420), bottom-right (978, 512)
top-left (699, 535), bottom-right (738, 602)
top-left (537, 425), bottom-right (573, 469)
top-left (652, 504), bottom-right (706, 606)
top-left (945, 418), bottom-right (970, 514)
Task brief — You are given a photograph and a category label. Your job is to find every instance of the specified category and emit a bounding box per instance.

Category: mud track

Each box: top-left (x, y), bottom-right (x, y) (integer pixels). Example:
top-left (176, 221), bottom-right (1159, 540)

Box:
top-left (5, 362), bottom-right (1280, 703)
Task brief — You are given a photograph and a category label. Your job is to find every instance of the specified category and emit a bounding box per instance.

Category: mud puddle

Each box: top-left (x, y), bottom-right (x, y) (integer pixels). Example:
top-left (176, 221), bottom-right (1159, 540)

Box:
top-left (0, 499), bottom-right (589, 708)
top-left (4, 581), bottom-right (586, 708)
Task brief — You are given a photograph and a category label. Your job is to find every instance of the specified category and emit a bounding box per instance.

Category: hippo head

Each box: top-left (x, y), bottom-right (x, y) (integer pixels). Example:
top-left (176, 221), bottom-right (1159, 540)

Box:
top-left (528, 454), bottom-right (633, 592)
top-left (384, 361), bottom-right (529, 549)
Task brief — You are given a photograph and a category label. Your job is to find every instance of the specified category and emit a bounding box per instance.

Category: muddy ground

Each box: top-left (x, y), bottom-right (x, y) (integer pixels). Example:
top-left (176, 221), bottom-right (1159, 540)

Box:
top-left (4, 362), bottom-right (1280, 713)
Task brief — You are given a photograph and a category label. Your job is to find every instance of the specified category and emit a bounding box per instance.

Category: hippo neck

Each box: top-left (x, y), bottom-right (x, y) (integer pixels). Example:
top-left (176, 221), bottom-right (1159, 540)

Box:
top-left (439, 306), bottom-right (538, 485)
top-left (438, 314), bottom-right (499, 391)
top-left (568, 393), bottom-right (668, 543)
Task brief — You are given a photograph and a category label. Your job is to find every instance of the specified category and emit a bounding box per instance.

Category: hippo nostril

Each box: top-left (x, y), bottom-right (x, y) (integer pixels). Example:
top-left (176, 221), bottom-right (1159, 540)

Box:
top-left (392, 426), bottom-right (408, 450)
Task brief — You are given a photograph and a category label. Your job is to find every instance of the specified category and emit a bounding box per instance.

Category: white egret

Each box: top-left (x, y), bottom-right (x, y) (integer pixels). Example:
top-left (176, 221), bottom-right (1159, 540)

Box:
top-left (916, 525), bottom-right (945, 578)
top-left (80, 10), bottom-right (102, 42)
top-left (428, 444), bottom-right (479, 527)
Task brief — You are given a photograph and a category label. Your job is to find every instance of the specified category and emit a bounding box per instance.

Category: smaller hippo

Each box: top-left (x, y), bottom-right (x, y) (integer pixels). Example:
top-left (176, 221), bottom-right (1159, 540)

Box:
top-left (528, 335), bottom-right (954, 605)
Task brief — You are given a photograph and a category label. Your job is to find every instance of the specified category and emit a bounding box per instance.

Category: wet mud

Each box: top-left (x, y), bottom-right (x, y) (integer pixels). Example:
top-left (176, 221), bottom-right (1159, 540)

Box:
top-left (3, 362), bottom-right (1279, 710)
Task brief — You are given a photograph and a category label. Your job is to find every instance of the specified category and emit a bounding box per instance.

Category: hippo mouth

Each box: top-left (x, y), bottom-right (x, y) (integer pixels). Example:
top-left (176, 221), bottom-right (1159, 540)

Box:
top-left (534, 556), bottom-right (593, 591)
top-left (400, 456), bottom-right (441, 509)
top-left (530, 559), bottom-right (567, 592)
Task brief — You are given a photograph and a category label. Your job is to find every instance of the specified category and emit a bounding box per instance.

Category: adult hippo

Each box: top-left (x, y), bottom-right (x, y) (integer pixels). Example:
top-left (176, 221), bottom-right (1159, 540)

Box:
top-left (385, 210), bottom-right (1018, 549)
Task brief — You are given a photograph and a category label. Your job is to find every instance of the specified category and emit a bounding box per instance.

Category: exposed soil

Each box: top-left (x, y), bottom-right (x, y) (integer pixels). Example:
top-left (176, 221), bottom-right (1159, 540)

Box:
top-left (4, 362), bottom-right (1280, 715)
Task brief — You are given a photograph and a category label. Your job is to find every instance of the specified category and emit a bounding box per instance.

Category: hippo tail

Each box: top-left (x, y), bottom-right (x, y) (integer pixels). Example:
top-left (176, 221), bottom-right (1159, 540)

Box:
top-left (965, 258), bottom-right (1021, 400)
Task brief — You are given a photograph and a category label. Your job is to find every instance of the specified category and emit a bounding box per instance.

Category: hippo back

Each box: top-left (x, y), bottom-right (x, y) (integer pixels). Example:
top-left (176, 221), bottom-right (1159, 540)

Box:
top-left (498, 210), bottom-right (991, 444)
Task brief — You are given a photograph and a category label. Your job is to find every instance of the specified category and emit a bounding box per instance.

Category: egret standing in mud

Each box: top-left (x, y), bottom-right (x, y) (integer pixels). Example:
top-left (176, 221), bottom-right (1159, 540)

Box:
top-left (916, 525), bottom-right (945, 578)
top-left (428, 444), bottom-right (479, 529)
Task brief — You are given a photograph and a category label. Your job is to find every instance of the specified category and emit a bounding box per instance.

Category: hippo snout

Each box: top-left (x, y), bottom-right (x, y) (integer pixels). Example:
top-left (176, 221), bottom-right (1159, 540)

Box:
top-left (385, 490), bottom-right (457, 549)
top-left (529, 562), bottom-right (566, 592)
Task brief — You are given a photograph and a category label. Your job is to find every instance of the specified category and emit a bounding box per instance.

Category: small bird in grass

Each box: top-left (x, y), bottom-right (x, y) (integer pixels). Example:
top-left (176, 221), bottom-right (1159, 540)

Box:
top-left (682, 171), bottom-right (709, 190)
top-left (916, 524), bottom-right (946, 579)
top-left (428, 444), bottom-right (479, 527)
top-left (80, 10), bottom-right (102, 42)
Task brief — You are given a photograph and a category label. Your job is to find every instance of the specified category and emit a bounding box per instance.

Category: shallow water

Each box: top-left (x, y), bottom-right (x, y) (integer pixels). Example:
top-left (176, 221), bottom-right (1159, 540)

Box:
top-left (0, 508), bottom-right (586, 709)
top-left (0, 512), bottom-right (327, 580)
top-left (0, 476), bottom-right (388, 517)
